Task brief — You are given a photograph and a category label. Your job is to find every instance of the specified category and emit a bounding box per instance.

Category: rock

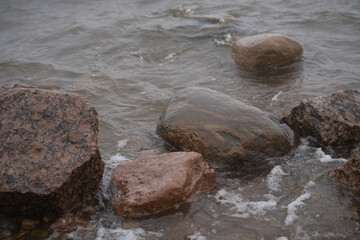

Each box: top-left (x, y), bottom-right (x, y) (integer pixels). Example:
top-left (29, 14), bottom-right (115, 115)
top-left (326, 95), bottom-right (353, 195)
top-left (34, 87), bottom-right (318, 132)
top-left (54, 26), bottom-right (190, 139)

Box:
top-left (330, 152), bottom-right (360, 192)
top-left (329, 148), bottom-right (360, 189)
top-left (231, 33), bottom-right (303, 72)
top-left (283, 89), bottom-right (360, 148)
top-left (157, 87), bottom-right (292, 164)
top-left (52, 214), bottom-right (88, 232)
top-left (0, 215), bottom-right (19, 239)
top-left (0, 85), bottom-right (104, 215)
top-left (21, 218), bottom-right (41, 230)
top-left (110, 152), bottom-right (216, 216)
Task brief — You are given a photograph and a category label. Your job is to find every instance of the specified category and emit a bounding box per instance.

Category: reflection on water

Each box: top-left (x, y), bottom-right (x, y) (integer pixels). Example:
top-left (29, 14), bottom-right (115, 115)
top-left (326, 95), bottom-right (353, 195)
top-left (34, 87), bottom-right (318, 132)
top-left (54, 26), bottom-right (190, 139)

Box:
top-left (0, 0), bottom-right (360, 239)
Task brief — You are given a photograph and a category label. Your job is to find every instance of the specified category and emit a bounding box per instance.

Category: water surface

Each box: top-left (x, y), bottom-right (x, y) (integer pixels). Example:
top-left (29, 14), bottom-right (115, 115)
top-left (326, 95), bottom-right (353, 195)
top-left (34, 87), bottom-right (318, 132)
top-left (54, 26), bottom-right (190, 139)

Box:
top-left (0, 0), bottom-right (360, 239)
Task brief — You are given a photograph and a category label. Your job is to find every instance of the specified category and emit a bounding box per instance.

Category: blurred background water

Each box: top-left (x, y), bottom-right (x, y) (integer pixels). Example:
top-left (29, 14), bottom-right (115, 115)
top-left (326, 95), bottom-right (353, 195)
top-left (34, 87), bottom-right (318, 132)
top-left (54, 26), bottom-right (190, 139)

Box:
top-left (0, 0), bottom-right (360, 239)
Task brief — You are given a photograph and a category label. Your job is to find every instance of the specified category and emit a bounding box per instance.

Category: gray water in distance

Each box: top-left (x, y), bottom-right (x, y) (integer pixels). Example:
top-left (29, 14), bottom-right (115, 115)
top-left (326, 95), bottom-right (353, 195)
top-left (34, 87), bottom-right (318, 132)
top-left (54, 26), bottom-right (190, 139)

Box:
top-left (0, 0), bottom-right (360, 239)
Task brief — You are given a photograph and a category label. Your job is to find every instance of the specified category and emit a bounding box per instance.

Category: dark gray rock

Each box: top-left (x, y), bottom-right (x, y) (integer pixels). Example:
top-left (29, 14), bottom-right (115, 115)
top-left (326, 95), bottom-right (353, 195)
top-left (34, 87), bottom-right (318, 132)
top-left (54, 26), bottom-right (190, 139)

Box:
top-left (157, 87), bottom-right (292, 165)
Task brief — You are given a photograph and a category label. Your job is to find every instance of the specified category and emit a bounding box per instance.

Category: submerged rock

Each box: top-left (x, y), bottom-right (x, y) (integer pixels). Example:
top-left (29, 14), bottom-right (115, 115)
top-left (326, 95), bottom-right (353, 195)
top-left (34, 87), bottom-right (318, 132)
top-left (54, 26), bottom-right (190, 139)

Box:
top-left (110, 152), bottom-right (216, 216)
top-left (283, 89), bottom-right (360, 149)
top-left (0, 85), bottom-right (104, 215)
top-left (329, 147), bottom-right (360, 189)
top-left (231, 33), bottom-right (303, 72)
top-left (157, 87), bottom-right (292, 164)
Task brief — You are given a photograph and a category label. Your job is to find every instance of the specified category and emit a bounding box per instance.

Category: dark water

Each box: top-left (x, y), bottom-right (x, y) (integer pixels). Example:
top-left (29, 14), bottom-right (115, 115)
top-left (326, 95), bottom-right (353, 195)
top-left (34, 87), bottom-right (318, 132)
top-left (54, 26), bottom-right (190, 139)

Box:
top-left (0, 0), bottom-right (360, 239)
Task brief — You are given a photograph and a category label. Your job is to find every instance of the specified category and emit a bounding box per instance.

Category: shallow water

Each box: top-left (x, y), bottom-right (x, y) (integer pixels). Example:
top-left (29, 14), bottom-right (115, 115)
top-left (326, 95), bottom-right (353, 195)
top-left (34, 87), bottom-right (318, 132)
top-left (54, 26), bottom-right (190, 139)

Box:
top-left (0, 0), bottom-right (360, 239)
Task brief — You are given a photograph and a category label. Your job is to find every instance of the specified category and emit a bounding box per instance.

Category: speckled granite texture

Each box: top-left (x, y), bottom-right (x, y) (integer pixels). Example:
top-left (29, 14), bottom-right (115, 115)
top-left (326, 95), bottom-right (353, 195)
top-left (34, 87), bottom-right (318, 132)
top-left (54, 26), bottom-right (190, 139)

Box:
top-left (0, 85), bottom-right (104, 215)
top-left (329, 147), bottom-right (360, 189)
top-left (283, 89), bottom-right (360, 149)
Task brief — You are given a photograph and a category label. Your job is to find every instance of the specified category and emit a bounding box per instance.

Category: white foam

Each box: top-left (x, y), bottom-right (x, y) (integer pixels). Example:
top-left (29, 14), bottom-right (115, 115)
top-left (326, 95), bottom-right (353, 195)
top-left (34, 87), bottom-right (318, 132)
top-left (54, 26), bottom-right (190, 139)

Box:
top-left (96, 226), bottom-right (146, 240)
top-left (109, 153), bottom-right (129, 166)
top-left (214, 33), bottom-right (232, 46)
top-left (272, 91), bottom-right (283, 101)
top-left (315, 148), bottom-right (347, 163)
top-left (266, 166), bottom-right (288, 192)
top-left (295, 226), bottom-right (310, 240)
top-left (284, 192), bottom-right (312, 226)
top-left (101, 150), bottom-right (130, 199)
top-left (188, 232), bottom-right (207, 240)
top-left (117, 139), bottom-right (128, 149)
top-left (165, 52), bottom-right (176, 60)
top-left (275, 237), bottom-right (288, 240)
top-left (215, 188), bottom-right (278, 218)
top-left (60, 225), bottom-right (162, 240)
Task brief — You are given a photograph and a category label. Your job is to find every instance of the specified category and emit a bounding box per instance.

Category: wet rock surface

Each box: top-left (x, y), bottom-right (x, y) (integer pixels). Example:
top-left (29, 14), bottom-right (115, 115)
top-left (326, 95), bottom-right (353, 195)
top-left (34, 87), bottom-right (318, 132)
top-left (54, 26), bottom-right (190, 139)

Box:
top-left (110, 152), bottom-right (216, 216)
top-left (0, 85), bottom-right (104, 215)
top-left (231, 33), bottom-right (303, 72)
top-left (21, 218), bottom-right (41, 230)
top-left (329, 147), bottom-right (360, 189)
top-left (157, 87), bottom-right (292, 164)
top-left (283, 89), bottom-right (360, 149)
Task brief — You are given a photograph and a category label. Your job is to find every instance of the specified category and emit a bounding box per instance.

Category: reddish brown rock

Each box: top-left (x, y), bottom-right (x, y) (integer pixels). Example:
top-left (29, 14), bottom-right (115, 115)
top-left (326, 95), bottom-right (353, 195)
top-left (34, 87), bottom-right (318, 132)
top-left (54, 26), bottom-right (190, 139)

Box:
top-left (329, 148), bottom-right (360, 189)
top-left (110, 152), bottom-right (216, 216)
top-left (283, 89), bottom-right (360, 148)
top-left (231, 33), bottom-right (303, 72)
top-left (157, 87), bottom-right (292, 165)
top-left (0, 85), bottom-right (104, 215)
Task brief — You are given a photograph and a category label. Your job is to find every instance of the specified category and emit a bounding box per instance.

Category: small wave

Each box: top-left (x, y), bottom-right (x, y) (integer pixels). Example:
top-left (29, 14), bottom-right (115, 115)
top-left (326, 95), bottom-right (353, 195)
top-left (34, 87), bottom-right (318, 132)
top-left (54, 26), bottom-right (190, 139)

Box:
top-left (214, 33), bottom-right (232, 46)
top-left (284, 192), bottom-right (312, 226)
top-left (169, 6), bottom-right (194, 18)
top-left (164, 52), bottom-right (176, 62)
top-left (314, 148), bottom-right (347, 163)
top-left (266, 166), bottom-right (288, 192)
top-left (61, 223), bottom-right (162, 240)
top-left (271, 91), bottom-right (283, 101)
top-left (95, 226), bottom-right (146, 240)
top-left (188, 232), bottom-right (207, 240)
top-left (117, 139), bottom-right (128, 149)
top-left (101, 139), bottom-right (130, 199)
top-left (215, 188), bottom-right (278, 218)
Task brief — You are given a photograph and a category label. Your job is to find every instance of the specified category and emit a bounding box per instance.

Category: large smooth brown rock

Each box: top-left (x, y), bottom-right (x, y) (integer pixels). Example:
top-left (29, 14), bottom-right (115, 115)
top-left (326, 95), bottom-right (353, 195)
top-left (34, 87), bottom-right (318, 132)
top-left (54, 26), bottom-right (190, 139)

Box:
top-left (110, 152), bottom-right (216, 216)
top-left (0, 85), bottom-right (104, 215)
top-left (157, 87), bottom-right (292, 164)
top-left (231, 33), bottom-right (303, 72)
top-left (283, 89), bottom-right (360, 148)
top-left (329, 147), bottom-right (360, 189)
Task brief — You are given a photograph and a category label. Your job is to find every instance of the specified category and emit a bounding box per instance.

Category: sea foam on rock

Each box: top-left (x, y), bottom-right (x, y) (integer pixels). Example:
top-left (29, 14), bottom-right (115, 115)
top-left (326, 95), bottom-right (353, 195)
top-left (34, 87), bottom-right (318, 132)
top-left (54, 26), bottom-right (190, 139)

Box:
top-left (157, 87), bottom-right (292, 164)
top-left (110, 152), bottom-right (215, 216)
top-left (283, 89), bottom-right (360, 149)
top-left (231, 33), bottom-right (303, 72)
top-left (0, 85), bottom-right (104, 215)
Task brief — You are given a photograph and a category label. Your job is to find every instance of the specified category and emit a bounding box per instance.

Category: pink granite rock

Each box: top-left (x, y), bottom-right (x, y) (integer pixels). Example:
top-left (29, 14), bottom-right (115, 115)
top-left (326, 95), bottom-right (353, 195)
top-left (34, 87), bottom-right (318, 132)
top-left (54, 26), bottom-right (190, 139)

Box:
top-left (0, 85), bottom-right (104, 215)
top-left (110, 152), bottom-right (216, 216)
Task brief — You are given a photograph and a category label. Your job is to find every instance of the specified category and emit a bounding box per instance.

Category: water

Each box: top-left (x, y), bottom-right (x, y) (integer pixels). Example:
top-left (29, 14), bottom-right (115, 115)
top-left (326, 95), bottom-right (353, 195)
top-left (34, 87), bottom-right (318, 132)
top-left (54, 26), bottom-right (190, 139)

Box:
top-left (0, 0), bottom-right (360, 239)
